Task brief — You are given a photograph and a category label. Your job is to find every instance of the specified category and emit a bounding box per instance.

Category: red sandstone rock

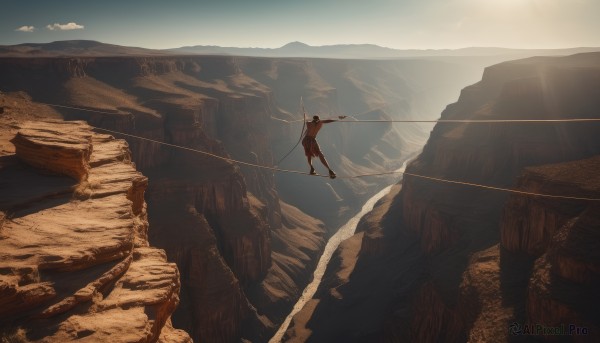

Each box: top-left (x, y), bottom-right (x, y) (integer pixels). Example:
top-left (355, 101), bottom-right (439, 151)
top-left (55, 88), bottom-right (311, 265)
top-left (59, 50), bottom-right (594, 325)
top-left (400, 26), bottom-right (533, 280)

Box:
top-left (0, 119), bottom-right (190, 342)
top-left (528, 255), bottom-right (599, 343)
top-left (501, 156), bottom-right (600, 255)
top-left (11, 120), bottom-right (93, 180)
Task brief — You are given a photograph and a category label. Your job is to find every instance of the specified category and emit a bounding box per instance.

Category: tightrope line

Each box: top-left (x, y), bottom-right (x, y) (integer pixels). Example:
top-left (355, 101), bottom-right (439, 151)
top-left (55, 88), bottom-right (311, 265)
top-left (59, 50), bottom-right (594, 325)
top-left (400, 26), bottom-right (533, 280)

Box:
top-left (288, 118), bottom-right (600, 123)
top-left (402, 172), bottom-right (600, 201)
top-left (92, 126), bottom-right (600, 202)
top-left (38, 101), bottom-right (600, 123)
top-left (93, 126), bottom-right (309, 176)
top-left (38, 102), bottom-right (600, 201)
top-left (38, 102), bottom-right (132, 115)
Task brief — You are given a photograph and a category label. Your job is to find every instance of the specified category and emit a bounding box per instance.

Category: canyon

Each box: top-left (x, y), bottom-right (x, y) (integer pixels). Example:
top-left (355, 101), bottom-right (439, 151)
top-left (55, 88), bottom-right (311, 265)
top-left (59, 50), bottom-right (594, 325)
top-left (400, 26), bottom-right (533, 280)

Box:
top-left (0, 49), bottom-right (482, 342)
top-left (3, 42), bottom-right (597, 343)
top-left (285, 52), bottom-right (600, 342)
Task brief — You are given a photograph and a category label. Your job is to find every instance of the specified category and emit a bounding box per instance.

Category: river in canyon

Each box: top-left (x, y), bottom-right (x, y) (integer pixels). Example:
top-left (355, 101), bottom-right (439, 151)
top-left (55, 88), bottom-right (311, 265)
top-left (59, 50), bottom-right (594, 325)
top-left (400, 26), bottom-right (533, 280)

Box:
top-left (269, 159), bottom-right (411, 342)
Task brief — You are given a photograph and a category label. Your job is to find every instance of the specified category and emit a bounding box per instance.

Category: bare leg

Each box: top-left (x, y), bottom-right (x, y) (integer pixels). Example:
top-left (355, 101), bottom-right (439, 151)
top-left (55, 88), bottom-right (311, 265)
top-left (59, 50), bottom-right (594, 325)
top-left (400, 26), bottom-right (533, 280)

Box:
top-left (307, 156), bottom-right (316, 174)
top-left (318, 153), bottom-right (336, 178)
top-left (317, 153), bottom-right (331, 170)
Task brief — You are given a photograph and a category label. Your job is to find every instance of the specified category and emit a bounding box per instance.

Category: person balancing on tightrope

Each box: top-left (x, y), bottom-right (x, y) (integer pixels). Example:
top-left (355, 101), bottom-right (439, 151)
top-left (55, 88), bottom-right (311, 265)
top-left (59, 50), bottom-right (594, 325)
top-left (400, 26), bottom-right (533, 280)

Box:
top-left (302, 114), bottom-right (346, 179)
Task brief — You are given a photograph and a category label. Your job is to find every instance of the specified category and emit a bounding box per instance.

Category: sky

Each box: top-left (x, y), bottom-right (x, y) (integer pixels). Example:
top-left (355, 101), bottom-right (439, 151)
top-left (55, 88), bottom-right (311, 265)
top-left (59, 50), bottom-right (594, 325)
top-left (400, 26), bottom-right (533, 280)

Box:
top-left (1, 0), bottom-right (599, 50)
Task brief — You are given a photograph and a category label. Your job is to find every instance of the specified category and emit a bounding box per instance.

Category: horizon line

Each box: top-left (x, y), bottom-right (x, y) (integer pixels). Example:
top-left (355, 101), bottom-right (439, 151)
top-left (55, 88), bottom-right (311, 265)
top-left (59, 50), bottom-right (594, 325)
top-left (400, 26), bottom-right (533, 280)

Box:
top-left (3, 39), bottom-right (600, 52)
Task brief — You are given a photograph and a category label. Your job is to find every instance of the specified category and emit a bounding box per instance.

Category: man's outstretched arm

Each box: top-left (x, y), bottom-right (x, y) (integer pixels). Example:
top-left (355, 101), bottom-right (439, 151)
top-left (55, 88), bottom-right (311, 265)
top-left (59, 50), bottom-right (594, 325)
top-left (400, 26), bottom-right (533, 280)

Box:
top-left (323, 116), bottom-right (347, 123)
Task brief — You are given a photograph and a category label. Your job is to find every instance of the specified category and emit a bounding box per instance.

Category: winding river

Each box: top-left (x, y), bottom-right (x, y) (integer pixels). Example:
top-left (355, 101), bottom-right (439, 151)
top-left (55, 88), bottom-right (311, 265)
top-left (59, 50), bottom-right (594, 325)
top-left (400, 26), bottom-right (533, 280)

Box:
top-left (269, 160), bottom-right (410, 342)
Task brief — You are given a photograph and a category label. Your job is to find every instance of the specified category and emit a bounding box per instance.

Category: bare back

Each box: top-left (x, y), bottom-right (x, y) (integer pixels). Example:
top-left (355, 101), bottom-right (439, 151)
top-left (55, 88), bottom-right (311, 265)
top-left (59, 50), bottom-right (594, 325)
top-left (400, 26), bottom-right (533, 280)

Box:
top-left (305, 121), bottom-right (324, 138)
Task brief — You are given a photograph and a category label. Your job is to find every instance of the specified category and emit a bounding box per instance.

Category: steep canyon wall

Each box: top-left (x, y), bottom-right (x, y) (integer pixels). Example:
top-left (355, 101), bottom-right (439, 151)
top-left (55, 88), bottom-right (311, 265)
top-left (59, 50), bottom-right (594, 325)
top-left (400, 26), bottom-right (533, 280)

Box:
top-left (286, 52), bottom-right (600, 342)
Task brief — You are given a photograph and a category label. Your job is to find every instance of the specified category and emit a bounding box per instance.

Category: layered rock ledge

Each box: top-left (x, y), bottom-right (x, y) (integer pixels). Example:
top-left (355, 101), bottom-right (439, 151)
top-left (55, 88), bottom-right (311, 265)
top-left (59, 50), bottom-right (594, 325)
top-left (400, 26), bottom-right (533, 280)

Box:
top-left (502, 157), bottom-right (600, 342)
top-left (0, 120), bottom-right (190, 342)
top-left (11, 120), bottom-right (93, 181)
top-left (501, 156), bottom-right (600, 255)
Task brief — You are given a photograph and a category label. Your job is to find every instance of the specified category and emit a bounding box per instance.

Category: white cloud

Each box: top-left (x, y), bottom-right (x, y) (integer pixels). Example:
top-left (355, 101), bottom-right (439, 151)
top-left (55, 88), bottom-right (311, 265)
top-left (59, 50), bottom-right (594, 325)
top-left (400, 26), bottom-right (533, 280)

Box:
top-left (15, 26), bottom-right (35, 32)
top-left (46, 22), bottom-right (85, 31)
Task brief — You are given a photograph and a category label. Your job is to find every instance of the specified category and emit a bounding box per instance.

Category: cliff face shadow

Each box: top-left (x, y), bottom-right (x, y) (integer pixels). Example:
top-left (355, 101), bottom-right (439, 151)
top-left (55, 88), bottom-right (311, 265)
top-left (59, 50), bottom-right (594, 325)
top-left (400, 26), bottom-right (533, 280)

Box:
top-left (0, 155), bottom-right (76, 215)
top-left (299, 229), bottom-right (426, 342)
top-left (546, 269), bottom-right (600, 329)
top-left (499, 246), bottom-right (536, 324)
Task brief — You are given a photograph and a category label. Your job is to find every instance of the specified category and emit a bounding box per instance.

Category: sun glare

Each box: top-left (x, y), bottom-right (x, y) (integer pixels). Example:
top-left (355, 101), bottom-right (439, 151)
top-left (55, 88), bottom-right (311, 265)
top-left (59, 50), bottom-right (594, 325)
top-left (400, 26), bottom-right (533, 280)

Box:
top-left (471, 0), bottom-right (535, 18)
top-left (478, 0), bottom-right (531, 9)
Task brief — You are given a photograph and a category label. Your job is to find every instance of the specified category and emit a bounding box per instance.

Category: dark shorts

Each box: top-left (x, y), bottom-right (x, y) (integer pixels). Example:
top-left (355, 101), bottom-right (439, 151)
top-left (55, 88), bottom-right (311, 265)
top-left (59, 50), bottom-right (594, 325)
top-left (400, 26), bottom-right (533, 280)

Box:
top-left (302, 136), bottom-right (321, 157)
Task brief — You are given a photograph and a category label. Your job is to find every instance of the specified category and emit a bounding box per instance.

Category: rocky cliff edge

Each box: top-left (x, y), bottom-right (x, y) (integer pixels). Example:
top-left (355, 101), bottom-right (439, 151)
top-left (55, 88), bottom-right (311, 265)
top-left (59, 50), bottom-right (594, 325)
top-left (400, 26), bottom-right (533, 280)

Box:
top-left (0, 119), bottom-right (191, 342)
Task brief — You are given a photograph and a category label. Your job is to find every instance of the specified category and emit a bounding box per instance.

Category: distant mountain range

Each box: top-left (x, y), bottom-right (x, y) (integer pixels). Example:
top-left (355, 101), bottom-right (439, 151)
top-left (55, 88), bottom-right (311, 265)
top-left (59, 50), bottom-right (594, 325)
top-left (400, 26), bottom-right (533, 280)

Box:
top-left (1, 40), bottom-right (599, 59)
top-left (0, 40), bottom-right (170, 57)
top-left (171, 41), bottom-right (600, 59)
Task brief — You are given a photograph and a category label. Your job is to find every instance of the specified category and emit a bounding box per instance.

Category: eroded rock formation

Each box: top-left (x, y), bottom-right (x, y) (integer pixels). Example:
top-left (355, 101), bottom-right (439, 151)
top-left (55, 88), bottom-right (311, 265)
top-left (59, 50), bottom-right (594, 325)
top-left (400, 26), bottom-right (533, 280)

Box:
top-left (508, 157), bottom-right (600, 342)
top-left (403, 54), bottom-right (600, 343)
top-left (0, 119), bottom-right (190, 342)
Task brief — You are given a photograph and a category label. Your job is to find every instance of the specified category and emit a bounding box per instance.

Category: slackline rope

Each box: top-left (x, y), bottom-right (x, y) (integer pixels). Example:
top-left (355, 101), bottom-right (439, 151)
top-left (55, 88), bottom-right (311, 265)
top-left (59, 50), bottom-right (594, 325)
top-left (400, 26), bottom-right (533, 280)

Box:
top-left (92, 126), bottom-right (600, 202)
top-left (401, 172), bottom-right (600, 201)
top-left (37, 102), bottom-right (600, 201)
top-left (343, 118), bottom-right (600, 123)
top-left (37, 101), bottom-right (600, 123)
top-left (37, 102), bottom-right (133, 115)
top-left (288, 118), bottom-right (600, 123)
